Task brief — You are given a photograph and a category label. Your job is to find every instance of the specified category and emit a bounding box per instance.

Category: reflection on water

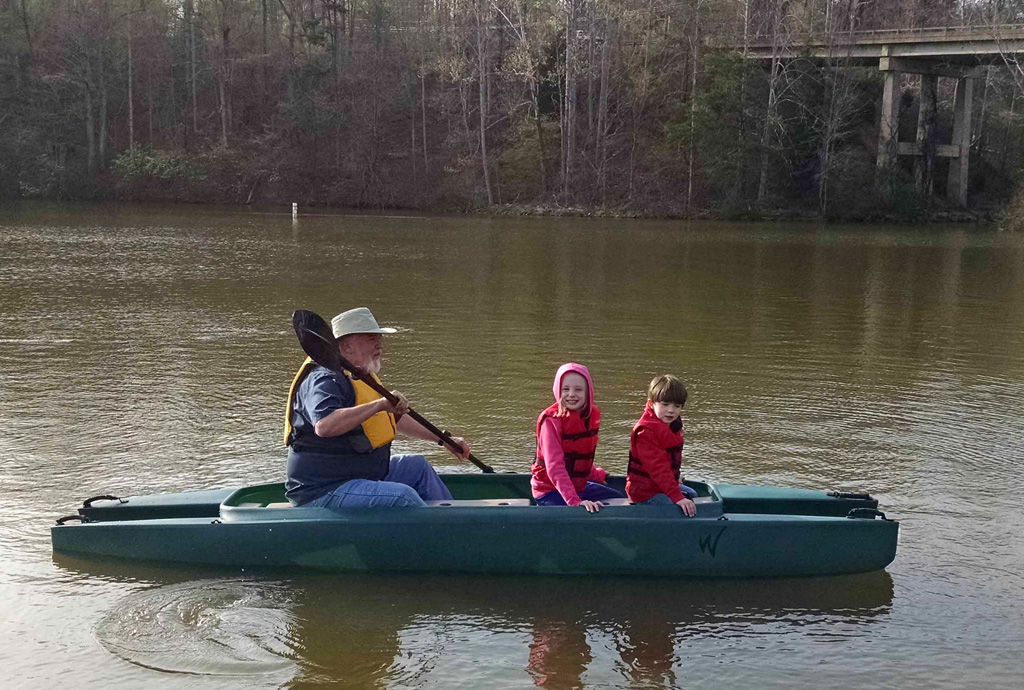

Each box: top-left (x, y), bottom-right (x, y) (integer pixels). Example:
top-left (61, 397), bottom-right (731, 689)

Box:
top-left (60, 555), bottom-right (893, 688)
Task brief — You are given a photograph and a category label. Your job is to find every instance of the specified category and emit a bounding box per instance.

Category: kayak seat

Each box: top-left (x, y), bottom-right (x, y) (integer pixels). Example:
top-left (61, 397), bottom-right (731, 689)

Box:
top-left (426, 499), bottom-right (533, 507)
top-left (237, 502), bottom-right (295, 508)
top-left (600, 496), bottom-right (717, 507)
top-left (242, 500), bottom-right (533, 509)
top-left (260, 497), bottom-right (713, 509)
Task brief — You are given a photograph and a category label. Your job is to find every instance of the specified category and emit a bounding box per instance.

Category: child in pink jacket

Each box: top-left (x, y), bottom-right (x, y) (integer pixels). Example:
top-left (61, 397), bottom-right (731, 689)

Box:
top-left (531, 363), bottom-right (624, 512)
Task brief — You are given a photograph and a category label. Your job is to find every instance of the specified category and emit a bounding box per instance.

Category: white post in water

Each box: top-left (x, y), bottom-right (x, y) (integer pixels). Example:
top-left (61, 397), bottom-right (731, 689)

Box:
top-left (292, 203), bottom-right (298, 220)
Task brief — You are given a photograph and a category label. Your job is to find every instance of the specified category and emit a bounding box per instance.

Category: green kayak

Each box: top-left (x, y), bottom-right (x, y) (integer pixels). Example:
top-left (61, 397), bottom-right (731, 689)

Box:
top-left (51, 474), bottom-right (898, 577)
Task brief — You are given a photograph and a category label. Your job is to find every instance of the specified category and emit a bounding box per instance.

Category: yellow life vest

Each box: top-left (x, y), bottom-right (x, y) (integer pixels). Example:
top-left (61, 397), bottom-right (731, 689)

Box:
top-left (284, 358), bottom-right (396, 449)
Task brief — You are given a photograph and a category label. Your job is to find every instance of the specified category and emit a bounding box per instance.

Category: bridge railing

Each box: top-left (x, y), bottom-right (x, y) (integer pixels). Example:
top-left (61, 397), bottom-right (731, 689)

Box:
top-left (712, 23), bottom-right (1024, 50)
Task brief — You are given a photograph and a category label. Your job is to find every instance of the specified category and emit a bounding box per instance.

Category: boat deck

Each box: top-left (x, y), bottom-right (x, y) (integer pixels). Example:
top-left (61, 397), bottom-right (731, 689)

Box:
top-left (244, 496), bottom-right (720, 509)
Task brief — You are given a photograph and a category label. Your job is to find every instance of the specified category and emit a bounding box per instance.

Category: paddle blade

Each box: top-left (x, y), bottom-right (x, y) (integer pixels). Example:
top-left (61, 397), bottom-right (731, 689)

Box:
top-left (292, 310), bottom-right (342, 371)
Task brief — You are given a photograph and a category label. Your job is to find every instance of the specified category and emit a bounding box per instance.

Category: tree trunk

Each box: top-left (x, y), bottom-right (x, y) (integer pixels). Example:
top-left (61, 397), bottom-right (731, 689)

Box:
top-left (148, 67), bottom-right (154, 146)
top-left (128, 30), bottom-right (135, 150)
top-left (19, 0), bottom-right (32, 60)
top-left (757, 1), bottom-right (787, 204)
top-left (222, 24), bottom-right (232, 145)
top-left (219, 75), bottom-right (229, 145)
top-left (421, 72), bottom-right (428, 171)
top-left (597, 16), bottom-right (610, 202)
top-left (587, 6), bottom-right (595, 140)
top-left (477, 5), bottom-right (493, 205)
top-left (99, 71), bottom-right (108, 168)
top-left (1002, 89), bottom-right (1015, 173)
top-left (629, 0), bottom-right (655, 201)
top-left (757, 73), bottom-right (777, 203)
top-left (977, 67), bottom-right (990, 150)
top-left (533, 77), bottom-right (547, 193)
top-left (84, 83), bottom-right (96, 173)
top-left (219, 24), bottom-right (231, 146)
top-left (460, 78), bottom-right (471, 146)
top-left (563, 0), bottom-right (577, 200)
top-left (188, 0), bottom-right (198, 137)
top-left (688, 5), bottom-right (700, 214)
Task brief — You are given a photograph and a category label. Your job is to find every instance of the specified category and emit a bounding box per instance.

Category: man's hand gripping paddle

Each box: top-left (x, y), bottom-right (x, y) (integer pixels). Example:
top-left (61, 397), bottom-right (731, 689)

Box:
top-left (291, 310), bottom-right (494, 473)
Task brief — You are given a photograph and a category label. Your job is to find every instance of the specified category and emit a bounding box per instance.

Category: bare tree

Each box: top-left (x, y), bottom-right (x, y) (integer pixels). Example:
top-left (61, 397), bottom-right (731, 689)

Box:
top-left (476, 0), bottom-right (493, 204)
top-left (756, 0), bottom-right (797, 204)
top-left (491, 0), bottom-right (553, 191)
top-left (562, 0), bottom-right (580, 199)
top-left (812, 1), bottom-right (864, 214)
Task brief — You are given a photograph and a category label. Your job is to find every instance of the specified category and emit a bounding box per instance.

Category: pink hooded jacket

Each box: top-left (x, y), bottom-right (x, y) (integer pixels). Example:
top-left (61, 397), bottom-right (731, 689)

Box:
top-left (531, 363), bottom-right (608, 504)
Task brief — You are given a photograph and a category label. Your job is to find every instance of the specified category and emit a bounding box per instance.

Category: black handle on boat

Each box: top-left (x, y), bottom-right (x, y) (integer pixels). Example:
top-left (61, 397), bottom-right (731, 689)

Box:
top-left (291, 310), bottom-right (495, 474)
top-left (847, 508), bottom-right (891, 521)
top-left (828, 490), bottom-right (873, 500)
top-left (83, 494), bottom-right (125, 508)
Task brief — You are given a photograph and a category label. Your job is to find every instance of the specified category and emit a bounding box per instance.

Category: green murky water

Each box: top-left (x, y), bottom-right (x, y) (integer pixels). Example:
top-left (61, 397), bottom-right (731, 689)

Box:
top-left (2, 202), bottom-right (1022, 688)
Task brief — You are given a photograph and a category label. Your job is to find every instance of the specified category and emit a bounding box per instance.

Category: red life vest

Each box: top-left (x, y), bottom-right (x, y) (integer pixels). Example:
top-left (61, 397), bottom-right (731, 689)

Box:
top-left (533, 402), bottom-right (601, 481)
top-left (627, 402), bottom-right (683, 484)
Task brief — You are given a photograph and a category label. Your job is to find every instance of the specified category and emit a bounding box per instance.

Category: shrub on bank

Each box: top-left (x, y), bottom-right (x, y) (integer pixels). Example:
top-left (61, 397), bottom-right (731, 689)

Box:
top-left (113, 148), bottom-right (205, 199)
top-left (113, 146), bottom-right (275, 204)
top-left (1000, 182), bottom-right (1024, 231)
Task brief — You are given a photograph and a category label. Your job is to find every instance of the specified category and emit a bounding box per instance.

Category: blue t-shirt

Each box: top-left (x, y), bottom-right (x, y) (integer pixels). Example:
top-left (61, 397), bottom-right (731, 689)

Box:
top-left (285, 366), bottom-right (391, 505)
top-left (290, 367), bottom-right (357, 443)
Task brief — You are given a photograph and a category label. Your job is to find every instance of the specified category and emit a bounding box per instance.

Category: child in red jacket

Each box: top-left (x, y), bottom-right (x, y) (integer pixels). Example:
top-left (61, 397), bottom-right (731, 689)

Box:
top-left (532, 362), bottom-right (624, 512)
top-left (626, 375), bottom-right (699, 516)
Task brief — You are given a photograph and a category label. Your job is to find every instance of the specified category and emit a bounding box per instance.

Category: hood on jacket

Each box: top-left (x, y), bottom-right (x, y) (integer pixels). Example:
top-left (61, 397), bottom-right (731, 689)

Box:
top-left (552, 362), bottom-right (596, 415)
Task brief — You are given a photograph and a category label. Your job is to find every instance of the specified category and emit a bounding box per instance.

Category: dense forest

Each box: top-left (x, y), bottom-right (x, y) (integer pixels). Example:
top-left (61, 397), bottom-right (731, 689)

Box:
top-left (3, 0), bottom-right (1024, 219)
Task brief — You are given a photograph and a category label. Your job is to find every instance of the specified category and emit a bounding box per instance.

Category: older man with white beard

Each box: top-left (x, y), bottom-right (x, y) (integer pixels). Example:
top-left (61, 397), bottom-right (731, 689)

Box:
top-left (284, 307), bottom-right (470, 507)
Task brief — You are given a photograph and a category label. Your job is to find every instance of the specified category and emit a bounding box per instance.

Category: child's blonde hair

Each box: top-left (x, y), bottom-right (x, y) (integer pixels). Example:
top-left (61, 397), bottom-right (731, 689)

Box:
top-left (647, 375), bottom-right (687, 406)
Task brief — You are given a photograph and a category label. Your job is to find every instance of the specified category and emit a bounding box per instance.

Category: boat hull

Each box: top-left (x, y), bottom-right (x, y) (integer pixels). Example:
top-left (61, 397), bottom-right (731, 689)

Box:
top-left (51, 476), bottom-right (898, 577)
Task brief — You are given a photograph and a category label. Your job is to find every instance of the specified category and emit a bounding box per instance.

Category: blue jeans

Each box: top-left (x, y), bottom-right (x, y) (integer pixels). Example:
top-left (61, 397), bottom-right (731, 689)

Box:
top-left (639, 484), bottom-right (698, 505)
top-left (307, 454), bottom-right (453, 508)
top-left (535, 481), bottom-right (625, 506)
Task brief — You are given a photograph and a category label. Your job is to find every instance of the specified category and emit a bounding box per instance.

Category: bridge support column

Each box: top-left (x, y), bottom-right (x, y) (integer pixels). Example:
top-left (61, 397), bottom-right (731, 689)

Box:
top-left (915, 74), bottom-right (938, 195)
top-left (946, 76), bottom-right (974, 207)
top-left (877, 69), bottom-right (900, 173)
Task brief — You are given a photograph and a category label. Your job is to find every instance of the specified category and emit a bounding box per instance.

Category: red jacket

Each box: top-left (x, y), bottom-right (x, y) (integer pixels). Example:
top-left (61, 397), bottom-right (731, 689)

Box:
top-left (532, 402), bottom-right (605, 504)
top-left (626, 401), bottom-right (685, 503)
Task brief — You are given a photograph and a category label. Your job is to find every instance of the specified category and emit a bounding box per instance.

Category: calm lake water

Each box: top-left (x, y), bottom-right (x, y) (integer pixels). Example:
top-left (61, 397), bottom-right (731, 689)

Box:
top-left (1, 202), bottom-right (1022, 689)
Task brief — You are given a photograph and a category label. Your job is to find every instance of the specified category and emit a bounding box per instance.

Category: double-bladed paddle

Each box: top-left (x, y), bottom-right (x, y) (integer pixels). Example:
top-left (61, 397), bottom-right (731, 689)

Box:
top-left (291, 309), bottom-right (495, 473)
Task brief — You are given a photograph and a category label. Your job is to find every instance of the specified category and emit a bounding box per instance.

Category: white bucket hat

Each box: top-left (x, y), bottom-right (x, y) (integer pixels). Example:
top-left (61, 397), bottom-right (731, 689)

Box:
top-left (331, 307), bottom-right (397, 339)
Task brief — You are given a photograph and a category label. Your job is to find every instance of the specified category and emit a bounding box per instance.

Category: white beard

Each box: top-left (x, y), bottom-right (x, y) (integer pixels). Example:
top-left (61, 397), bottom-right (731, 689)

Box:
top-left (365, 356), bottom-right (382, 375)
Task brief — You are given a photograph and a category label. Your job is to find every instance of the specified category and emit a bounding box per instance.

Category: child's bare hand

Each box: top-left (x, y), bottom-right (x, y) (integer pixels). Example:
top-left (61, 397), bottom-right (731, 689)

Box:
top-left (676, 497), bottom-right (696, 517)
top-left (579, 500), bottom-right (602, 513)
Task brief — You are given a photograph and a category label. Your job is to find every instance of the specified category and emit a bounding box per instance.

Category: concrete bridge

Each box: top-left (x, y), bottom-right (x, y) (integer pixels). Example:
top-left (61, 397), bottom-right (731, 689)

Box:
top-left (742, 25), bottom-right (1024, 206)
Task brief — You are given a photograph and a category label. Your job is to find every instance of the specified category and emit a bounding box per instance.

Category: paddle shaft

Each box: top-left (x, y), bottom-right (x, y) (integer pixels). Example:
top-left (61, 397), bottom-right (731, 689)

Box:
top-left (332, 351), bottom-right (495, 474)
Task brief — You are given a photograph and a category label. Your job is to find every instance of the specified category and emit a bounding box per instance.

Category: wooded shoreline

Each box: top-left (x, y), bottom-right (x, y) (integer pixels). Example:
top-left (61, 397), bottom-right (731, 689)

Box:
top-left (478, 201), bottom-right (997, 223)
top-left (4, 2), bottom-right (1024, 225)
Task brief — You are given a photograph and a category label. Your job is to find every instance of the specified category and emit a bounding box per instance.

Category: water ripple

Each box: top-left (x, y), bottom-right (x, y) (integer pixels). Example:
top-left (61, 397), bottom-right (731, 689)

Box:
top-left (93, 579), bottom-right (298, 677)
